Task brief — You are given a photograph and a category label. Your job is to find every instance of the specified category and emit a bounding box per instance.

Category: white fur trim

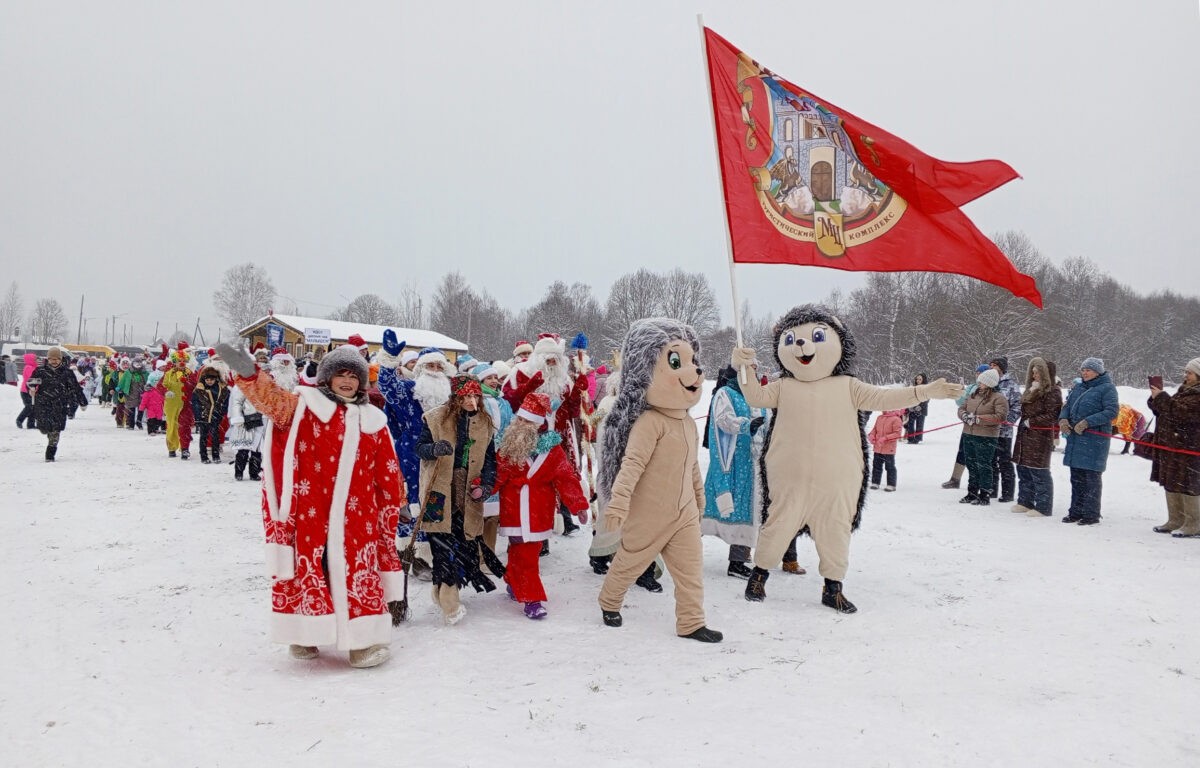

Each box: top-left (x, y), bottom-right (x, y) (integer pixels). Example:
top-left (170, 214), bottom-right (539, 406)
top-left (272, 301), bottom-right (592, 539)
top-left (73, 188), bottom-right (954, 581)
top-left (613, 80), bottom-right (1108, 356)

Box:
top-left (515, 408), bottom-right (546, 425)
top-left (381, 570), bottom-right (404, 603)
top-left (482, 499), bottom-right (500, 518)
top-left (533, 336), bottom-right (563, 356)
top-left (358, 403), bottom-right (388, 434)
top-left (270, 612), bottom-right (336, 647)
top-left (417, 351), bottom-right (449, 369)
top-left (297, 385), bottom-right (336, 423)
top-left (265, 543), bottom-right (296, 580)
top-left (326, 399), bottom-right (363, 651)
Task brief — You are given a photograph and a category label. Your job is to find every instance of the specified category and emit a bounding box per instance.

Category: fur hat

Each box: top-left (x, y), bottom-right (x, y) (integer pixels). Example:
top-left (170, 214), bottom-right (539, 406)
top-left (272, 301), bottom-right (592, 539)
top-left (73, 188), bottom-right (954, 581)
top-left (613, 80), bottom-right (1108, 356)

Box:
top-left (1186, 358), bottom-right (1200, 377)
top-left (47, 346), bottom-right (63, 360)
top-left (271, 346), bottom-right (294, 364)
top-left (471, 362), bottom-right (498, 381)
top-left (347, 333), bottom-right (369, 351)
top-left (516, 392), bottom-right (551, 425)
top-left (491, 360), bottom-right (511, 380)
top-left (533, 333), bottom-right (563, 356)
top-left (253, 347), bottom-right (270, 360)
top-left (989, 356), bottom-right (1008, 374)
top-left (416, 349), bottom-right (449, 372)
top-left (977, 369), bottom-right (1000, 389)
top-left (400, 350), bottom-right (419, 366)
top-left (512, 340), bottom-right (533, 358)
top-left (1081, 357), bottom-right (1105, 375)
top-left (316, 345), bottom-right (369, 391)
top-left (456, 354), bottom-right (477, 374)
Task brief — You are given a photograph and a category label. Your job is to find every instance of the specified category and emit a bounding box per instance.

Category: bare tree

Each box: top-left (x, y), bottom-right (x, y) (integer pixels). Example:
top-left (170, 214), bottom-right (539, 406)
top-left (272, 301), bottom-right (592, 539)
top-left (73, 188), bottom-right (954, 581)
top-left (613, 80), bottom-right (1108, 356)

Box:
top-left (30, 298), bottom-right (69, 343)
top-left (213, 263), bottom-right (276, 331)
top-left (603, 269), bottom-right (665, 349)
top-left (337, 294), bottom-right (399, 326)
top-left (659, 269), bottom-right (721, 337)
top-left (395, 284), bottom-right (425, 328)
top-left (0, 281), bottom-right (22, 340)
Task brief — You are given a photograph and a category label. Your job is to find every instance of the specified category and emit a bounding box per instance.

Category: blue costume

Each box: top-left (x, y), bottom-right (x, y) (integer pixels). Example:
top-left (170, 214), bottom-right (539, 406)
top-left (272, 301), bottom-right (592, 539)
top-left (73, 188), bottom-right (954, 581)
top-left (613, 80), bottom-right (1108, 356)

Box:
top-left (701, 380), bottom-right (762, 548)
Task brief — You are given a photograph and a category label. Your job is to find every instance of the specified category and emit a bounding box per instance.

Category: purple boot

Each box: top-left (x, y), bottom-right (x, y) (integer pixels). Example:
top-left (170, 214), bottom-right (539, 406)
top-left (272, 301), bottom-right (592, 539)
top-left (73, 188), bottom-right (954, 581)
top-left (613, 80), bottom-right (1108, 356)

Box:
top-left (523, 602), bottom-right (547, 620)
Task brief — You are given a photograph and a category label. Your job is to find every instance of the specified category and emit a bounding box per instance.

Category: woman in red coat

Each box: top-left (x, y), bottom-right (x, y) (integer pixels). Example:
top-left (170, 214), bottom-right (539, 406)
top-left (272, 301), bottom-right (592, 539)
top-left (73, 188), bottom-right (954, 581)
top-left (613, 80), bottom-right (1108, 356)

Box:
top-left (219, 343), bottom-right (406, 668)
top-left (496, 393), bottom-right (589, 619)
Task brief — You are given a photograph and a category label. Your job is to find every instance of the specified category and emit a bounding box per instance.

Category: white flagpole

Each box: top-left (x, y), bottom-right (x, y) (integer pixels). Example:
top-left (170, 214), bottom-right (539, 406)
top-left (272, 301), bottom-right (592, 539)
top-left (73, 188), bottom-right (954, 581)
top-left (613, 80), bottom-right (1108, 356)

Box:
top-left (697, 15), bottom-right (748, 382)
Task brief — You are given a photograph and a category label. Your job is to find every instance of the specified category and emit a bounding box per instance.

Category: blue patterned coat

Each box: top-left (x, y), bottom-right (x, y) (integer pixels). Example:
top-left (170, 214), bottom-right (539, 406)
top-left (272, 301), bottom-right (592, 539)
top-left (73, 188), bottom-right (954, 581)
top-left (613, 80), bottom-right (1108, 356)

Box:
top-left (701, 385), bottom-right (761, 548)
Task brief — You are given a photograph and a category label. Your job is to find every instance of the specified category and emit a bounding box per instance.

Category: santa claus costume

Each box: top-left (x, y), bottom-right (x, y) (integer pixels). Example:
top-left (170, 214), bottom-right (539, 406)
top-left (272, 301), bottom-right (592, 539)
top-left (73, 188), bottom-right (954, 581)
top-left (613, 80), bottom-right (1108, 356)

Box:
top-left (495, 393), bottom-right (589, 619)
top-left (225, 343), bottom-right (405, 667)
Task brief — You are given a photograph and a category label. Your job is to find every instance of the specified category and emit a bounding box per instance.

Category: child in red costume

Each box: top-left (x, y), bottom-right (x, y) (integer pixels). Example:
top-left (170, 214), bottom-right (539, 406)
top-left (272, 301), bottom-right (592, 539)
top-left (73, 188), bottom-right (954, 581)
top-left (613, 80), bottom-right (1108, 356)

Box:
top-left (495, 393), bottom-right (589, 619)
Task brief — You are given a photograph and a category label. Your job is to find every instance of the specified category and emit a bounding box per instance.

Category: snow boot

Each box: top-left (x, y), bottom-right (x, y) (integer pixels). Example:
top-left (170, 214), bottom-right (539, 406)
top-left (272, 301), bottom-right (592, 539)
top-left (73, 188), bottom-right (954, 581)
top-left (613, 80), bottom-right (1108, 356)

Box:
top-left (821, 579), bottom-right (858, 614)
top-left (45, 445), bottom-right (57, 462)
top-left (959, 492), bottom-right (979, 504)
top-left (941, 463), bottom-right (965, 489)
top-left (201, 453), bottom-right (211, 464)
top-left (590, 555), bottom-right (611, 575)
top-left (869, 483), bottom-right (880, 490)
top-left (680, 626), bottom-right (723, 643)
top-left (180, 450), bottom-right (190, 460)
top-left (726, 561), bottom-right (753, 579)
top-left (745, 567), bottom-right (769, 602)
top-left (601, 610), bottom-right (623, 627)
top-left (289, 645), bottom-right (319, 660)
top-left (884, 486), bottom-right (896, 492)
top-left (523, 602), bottom-right (548, 620)
top-left (972, 496), bottom-right (991, 506)
top-left (540, 540), bottom-right (550, 557)
top-left (635, 564), bottom-right (663, 593)
top-left (560, 510), bottom-right (579, 536)
top-left (348, 644), bottom-right (390, 669)
top-left (168, 450), bottom-right (177, 458)
top-left (781, 560), bottom-right (806, 575)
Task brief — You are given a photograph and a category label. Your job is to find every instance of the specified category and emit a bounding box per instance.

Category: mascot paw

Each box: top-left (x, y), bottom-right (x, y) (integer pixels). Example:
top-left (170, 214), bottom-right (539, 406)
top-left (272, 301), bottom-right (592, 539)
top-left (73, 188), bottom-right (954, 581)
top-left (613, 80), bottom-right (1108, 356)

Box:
top-left (923, 378), bottom-right (964, 400)
top-left (730, 347), bottom-right (757, 369)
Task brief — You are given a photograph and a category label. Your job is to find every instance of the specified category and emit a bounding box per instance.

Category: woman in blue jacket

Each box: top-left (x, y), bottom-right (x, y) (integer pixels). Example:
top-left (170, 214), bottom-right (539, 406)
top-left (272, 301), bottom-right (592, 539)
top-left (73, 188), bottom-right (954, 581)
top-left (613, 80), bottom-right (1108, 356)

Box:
top-left (1059, 357), bottom-right (1120, 525)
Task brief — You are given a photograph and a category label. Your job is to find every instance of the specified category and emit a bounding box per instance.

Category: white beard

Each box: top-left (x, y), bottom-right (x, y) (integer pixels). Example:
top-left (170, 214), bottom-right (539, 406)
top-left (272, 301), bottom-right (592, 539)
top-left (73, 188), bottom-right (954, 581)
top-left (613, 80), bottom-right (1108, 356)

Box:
top-left (270, 363), bottom-right (298, 392)
top-left (536, 356), bottom-right (571, 397)
top-left (414, 372), bottom-right (451, 412)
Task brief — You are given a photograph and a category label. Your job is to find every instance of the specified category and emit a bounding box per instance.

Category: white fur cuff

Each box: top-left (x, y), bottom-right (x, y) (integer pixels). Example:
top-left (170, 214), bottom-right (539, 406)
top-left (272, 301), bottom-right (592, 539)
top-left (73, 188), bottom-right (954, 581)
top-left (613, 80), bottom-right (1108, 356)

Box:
top-left (265, 543), bottom-right (296, 581)
top-left (381, 570), bottom-right (404, 602)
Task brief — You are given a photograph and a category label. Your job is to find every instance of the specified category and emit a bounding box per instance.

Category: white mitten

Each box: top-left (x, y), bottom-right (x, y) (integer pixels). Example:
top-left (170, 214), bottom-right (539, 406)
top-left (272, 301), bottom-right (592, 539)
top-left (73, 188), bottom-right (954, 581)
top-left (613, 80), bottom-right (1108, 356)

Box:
top-left (918, 378), bottom-right (964, 400)
top-left (731, 347), bottom-right (757, 369)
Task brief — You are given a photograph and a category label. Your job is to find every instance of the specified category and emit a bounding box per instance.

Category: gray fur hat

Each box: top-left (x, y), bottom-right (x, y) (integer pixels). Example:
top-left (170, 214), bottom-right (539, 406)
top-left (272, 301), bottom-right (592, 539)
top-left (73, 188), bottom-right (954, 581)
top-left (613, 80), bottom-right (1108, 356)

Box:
top-left (596, 318), bottom-right (699, 508)
top-left (316, 345), bottom-right (369, 392)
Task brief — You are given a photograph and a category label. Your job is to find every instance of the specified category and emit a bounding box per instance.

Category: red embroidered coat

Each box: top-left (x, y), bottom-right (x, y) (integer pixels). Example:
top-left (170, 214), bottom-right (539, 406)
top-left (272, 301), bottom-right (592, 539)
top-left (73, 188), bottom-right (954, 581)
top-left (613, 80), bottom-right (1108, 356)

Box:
top-left (495, 443), bottom-right (589, 542)
top-left (238, 372), bottom-right (406, 651)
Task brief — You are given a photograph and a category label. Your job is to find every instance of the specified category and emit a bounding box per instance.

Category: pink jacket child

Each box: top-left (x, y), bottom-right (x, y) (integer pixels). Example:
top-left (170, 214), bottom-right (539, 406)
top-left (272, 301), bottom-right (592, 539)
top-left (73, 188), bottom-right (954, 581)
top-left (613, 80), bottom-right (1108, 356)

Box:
top-left (868, 409), bottom-right (906, 455)
top-left (140, 371), bottom-right (167, 434)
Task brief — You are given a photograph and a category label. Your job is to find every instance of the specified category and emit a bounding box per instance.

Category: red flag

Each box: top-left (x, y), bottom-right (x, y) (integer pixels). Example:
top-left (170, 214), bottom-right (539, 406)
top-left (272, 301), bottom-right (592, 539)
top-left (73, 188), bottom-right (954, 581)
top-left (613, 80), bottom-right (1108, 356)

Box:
top-left (703, 27), bottom-right (1042, 307)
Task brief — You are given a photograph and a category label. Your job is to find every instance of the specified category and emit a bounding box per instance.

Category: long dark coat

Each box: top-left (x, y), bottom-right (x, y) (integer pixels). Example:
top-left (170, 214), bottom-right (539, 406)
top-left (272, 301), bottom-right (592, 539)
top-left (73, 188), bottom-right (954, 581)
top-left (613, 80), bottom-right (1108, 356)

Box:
top-left (30, 362), bottom-right (87, 433)
top-left (1012, 358), bottom-right (1063, 469)
top-left (1148, 383), bottom-right (1200, 495)
top-left (1061, 372), bottom-right (1119, 472)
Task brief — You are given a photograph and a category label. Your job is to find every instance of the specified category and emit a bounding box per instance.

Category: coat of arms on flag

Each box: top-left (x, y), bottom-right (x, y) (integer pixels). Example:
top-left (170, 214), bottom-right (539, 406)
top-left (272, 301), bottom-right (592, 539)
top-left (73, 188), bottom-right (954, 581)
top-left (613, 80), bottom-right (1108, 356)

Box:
top-left (703, 26), bottom-right (1042, 307)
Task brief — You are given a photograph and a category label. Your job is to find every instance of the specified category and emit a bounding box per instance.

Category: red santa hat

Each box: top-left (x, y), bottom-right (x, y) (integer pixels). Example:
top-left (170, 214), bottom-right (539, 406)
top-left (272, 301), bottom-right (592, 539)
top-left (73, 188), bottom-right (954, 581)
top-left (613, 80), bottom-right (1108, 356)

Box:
top-left (207, 347), bottom-right (216, 358)
top-left (512, 340), bottom-right (533, 358)
top-left (516, 392), bottom-right (551, 426)
top-left (177, 340), bottom-right (190, 352)
top-left (271, 346), bottom-right (293, 364)
top-left (533, 333), bottom-right (563, 356)
top-left (347, 333), bottom-right (369, 351)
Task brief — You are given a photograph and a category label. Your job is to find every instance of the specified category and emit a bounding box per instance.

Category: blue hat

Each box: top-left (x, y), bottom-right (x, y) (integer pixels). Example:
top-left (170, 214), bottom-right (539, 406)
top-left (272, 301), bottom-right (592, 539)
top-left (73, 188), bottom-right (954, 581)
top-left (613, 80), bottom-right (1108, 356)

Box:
top-left (975, 364), bottom-right (990, 373)
top-left (1081, 357), bottom-right (1105, 375)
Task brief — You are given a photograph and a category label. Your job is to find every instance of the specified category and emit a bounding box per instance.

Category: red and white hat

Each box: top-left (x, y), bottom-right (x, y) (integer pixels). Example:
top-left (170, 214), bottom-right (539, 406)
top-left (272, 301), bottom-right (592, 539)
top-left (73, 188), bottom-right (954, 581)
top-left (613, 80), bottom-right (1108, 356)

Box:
top-left (512, 340), bottom-right (533, 358)
top-left (516, 392), bottom-right (552, 426)
top-left (271, 346), bottom-right (293, 363)
top-left (347, 333), bottom-right (369, 351)
top-left (533, 333), bottom-right (563, 356)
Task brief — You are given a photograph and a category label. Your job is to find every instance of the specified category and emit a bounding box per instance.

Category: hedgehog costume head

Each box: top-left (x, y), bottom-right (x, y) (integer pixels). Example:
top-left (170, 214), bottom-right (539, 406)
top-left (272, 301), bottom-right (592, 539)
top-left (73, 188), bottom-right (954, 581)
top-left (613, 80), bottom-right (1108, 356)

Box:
top-left (772, 304), bottom-right (855, 382)
top-left (596, 318), bottom-right (703, 507)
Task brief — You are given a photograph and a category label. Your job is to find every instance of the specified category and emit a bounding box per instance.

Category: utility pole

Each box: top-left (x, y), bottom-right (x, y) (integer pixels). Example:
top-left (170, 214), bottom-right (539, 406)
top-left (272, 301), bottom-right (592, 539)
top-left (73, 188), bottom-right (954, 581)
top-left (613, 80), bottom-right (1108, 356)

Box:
top-left (153, 321), bottom-right (159, 343)
top-left (104, 318), bottom-right (109, 345)
top-left (76, 295), bottom-right (84, 344)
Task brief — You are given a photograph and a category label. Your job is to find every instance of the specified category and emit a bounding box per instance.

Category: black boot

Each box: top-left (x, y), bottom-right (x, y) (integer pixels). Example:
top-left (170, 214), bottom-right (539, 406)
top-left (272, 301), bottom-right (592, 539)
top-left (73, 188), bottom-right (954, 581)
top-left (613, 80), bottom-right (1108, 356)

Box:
top-left (589, 555), bottom-right (611, 575)
top-left (680, 626), bottom-right (723, 643)
top-left (959, 492), bottom-right (979, 504)
top-left (560, 509), bottom-right (579, 536)
top-left (745, 567), bottom-right (769, 602)
top-left (727, 561), bottom-right (753, 580)
top-left (248, 451), bottom-right (262, 481)
top-left (200, 451), bottom-right (211, 464)
top-left (180, 449), bottom-right (190, 460)
top-left (635, 564), bottom-right (663, 593)
top-left (821, 579), bottom-right (858, 614)
top-left (45, 445), bottom-right (57, 462)
top-left (539, 540), bottom-right (550, 557)
top-left (235, 450), bottom-right (248, 481)
top-left (602, 610), bottom-right (623, 627)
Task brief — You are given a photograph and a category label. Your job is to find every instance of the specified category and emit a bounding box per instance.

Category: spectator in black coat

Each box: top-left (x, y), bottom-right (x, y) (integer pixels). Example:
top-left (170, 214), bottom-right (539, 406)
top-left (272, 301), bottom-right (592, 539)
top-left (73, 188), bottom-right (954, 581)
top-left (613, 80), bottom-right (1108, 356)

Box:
top-left (904, 372), bottom-right (929, 443)
top-left (29, 347), bottom-right (88, 461)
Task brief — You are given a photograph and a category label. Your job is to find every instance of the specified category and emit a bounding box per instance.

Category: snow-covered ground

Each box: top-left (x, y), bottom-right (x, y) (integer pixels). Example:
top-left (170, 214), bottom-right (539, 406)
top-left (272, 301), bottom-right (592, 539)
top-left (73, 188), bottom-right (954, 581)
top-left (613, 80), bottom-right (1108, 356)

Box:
top-left (3, 382), bottom-right (1198, 767)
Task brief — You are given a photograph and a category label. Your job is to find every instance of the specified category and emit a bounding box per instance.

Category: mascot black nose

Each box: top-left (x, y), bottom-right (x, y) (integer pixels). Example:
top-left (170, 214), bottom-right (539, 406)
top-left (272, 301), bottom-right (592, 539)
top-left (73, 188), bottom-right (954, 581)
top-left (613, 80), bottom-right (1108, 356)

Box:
top-left (695, 366), bottom-right (703, 376)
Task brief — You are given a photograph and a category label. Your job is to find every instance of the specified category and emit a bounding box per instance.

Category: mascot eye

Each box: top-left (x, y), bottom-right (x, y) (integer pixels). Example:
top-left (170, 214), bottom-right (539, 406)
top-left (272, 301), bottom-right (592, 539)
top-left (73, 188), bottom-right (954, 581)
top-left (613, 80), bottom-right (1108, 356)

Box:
top-left (812, 329), bottom-right (826, 343)
top-left (784, 332), bottom-right (795, 346)
top-left (667, 351), bottom-right (682, 370)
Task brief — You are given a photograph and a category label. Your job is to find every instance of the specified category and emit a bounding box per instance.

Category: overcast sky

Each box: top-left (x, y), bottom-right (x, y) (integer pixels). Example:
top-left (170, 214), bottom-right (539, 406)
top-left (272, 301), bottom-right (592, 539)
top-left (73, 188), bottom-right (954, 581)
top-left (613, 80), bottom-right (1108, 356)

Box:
top-left (2, 1), bottom-right (1197, 345)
